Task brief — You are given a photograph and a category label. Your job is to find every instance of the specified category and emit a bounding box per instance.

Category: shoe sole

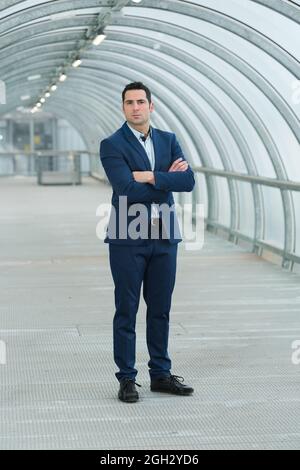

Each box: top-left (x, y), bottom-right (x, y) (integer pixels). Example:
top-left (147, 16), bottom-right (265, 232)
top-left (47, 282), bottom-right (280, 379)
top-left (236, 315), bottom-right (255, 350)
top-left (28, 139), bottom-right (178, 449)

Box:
top-left (150, 388), bottom-right (193, 395)
top-left (118, 395), bottom-right (139, 403)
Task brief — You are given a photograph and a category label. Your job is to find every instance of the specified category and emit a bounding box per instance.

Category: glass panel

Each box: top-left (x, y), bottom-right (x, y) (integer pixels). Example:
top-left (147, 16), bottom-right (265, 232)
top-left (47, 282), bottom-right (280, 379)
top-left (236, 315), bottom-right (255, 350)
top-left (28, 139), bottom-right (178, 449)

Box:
top-left (13, 122), bottom-right (30, 151)
top-left (215, 176), bottom-right (230, 227)
top-left (261, 186), bottom-right (285, 250)
top-left (292, 192), bottom-right (300, 257)
top-left (236, 181), bottom-right (255, 237)
top-left (0, 120), bottom-right (13, 175)
top-left (0, 120), bottom-right (7, 148)
top-left (34, 120), bottom-right (53, 150)
top-left (195, 172), bottom-right (208, 219)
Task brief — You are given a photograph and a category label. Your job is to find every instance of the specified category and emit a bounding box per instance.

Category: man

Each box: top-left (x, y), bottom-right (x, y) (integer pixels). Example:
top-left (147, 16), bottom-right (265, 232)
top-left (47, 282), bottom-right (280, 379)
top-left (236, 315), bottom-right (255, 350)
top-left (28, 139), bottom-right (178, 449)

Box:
top-left (100, 82), bottom-right (195, 403)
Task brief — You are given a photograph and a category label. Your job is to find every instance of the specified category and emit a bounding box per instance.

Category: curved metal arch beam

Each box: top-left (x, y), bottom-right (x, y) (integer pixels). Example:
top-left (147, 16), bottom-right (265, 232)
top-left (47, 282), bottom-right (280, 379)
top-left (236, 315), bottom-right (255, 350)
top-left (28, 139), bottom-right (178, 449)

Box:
top-left (3, 60), bottom-right (74, 82)
top-left (132, 0), bottom-right (300, 74)
top-left (240, 0), bottom-right (300, 24)
top-left (2, 79), bottom-right (121, 134)
top-left (0, 46), bottom-right (78, 72)
top-left (0, 0), bottom-right (113, 36)
top-left (47, 87), bottom-right (121, 135)
top-left (110, 18), bottom-right (300, 143)
top-left (4, 72), bottom-right (122, 128)
top-left (0, 32), bottom-right (83, 61)
top-left (0, 16), bottom-right (94, 49)
top-left (0, 1), bottom-right (24, 10)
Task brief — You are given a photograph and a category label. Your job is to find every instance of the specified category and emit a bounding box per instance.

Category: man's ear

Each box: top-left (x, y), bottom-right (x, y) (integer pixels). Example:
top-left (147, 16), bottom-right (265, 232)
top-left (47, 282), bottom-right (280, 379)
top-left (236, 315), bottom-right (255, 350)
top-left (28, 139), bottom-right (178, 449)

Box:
top-left (150, 101), bottom-right (154, 113)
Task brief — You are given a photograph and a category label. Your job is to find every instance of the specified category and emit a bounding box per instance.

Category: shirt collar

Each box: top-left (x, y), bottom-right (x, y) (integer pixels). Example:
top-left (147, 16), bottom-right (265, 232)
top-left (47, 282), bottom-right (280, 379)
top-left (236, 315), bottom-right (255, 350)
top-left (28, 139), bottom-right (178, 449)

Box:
top-left (126, 122), bottom-right (152, 141)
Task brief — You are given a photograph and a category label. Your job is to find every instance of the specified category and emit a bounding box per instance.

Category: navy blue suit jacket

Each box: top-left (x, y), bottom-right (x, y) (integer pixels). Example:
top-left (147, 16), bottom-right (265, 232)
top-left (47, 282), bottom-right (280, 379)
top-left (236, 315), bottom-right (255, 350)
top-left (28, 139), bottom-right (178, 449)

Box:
top-left (99, 122), bottom-right (195, 245)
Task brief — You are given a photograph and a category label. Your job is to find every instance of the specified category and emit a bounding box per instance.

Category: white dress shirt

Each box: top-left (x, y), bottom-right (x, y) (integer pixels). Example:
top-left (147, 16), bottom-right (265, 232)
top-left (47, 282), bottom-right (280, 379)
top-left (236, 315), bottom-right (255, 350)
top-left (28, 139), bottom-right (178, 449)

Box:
top-left (127, 122), bottom-right (159, 221)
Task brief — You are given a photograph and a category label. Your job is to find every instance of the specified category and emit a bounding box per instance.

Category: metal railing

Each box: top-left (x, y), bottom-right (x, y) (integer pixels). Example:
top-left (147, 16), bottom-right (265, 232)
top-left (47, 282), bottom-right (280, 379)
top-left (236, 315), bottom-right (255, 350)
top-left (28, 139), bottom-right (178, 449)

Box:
top-left (0, 150), bottom-right (106, 185)
top-left (193, 166), bottom-right (300, 191)
top-left (194, 166), bottom-right (300, 270)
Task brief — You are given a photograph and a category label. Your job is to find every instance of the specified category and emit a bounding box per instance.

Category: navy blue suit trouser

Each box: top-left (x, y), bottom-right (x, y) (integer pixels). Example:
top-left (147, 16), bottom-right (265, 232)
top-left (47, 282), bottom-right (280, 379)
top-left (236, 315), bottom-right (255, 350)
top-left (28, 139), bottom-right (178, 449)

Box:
top-left (109, 239), bottom-right (178, 382)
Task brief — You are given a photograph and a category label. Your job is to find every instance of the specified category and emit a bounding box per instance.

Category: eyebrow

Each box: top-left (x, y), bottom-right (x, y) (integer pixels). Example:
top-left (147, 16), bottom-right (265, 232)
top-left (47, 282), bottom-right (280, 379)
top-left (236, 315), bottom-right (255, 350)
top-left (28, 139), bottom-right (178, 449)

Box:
top-left (125, 99), bottom-right (146, 103)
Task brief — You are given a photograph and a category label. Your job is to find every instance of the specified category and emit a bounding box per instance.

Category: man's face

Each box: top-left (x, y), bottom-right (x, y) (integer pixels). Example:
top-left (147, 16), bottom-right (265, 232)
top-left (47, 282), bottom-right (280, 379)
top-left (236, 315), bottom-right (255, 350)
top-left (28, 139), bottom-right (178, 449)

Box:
top-left (122, 89), bottom-right (154, 128)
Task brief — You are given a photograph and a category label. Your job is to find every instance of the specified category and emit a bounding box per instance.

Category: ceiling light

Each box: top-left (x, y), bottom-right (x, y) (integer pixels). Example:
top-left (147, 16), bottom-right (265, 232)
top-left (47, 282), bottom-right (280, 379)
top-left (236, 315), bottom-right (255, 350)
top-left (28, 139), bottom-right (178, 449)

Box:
top-left (40, 97), bottom-right (45, 103)
top-left (72, 58), bottom-right (82, 68)
top-left (20, 95), bottom-right (30, 101)
top-left (45, 92), bottom-right (50, 98)
top-left (27, 74), bottom-right (41, 81)
top-left (36, 103), bottom-right (42, 108)
top-left (59, 73), bottom-right (67, 82)
top-left (50, 84), bottom-right (57, 91)
top-left (92, 33), bottom-right (106, 46)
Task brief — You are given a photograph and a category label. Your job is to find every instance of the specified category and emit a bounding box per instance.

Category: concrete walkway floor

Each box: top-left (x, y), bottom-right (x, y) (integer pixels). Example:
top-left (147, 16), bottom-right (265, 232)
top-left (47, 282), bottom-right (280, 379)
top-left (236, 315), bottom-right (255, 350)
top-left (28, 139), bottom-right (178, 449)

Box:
top-left (0, 175), bottom-right (300, 450)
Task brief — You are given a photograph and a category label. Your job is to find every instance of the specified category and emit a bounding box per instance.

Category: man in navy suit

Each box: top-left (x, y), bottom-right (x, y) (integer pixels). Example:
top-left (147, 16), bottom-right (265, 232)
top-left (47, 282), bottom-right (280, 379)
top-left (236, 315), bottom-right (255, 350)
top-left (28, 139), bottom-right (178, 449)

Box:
top-left (100, 82), bottom-right (195, 402)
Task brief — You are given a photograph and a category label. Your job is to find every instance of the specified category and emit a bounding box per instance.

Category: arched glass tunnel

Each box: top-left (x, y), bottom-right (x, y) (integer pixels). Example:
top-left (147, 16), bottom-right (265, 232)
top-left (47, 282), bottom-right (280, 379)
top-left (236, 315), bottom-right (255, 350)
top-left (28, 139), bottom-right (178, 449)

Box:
top-left (1, 0), bottom-right (300, 270)
top-left (1, 0), bottom-right (300, 452)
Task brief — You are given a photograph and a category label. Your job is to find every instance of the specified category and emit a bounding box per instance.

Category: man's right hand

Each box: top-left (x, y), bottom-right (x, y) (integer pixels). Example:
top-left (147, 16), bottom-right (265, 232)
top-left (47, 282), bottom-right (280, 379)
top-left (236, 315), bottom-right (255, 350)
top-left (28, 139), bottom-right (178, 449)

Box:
top-left (168, 157), bottom-right (189, 172)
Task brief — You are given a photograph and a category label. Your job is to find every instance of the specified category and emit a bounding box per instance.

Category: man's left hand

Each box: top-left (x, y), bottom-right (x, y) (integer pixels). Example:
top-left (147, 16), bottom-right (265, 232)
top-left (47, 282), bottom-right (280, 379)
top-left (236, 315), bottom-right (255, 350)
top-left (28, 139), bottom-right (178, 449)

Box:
top-left (132, 171), bottom-right (155, 184)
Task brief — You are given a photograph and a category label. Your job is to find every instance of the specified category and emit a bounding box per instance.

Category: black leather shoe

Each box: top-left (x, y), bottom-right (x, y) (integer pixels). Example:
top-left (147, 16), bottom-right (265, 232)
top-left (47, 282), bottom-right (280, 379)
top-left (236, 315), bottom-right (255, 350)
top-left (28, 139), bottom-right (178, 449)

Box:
top-left (151, 375), bottom-right (194, 395)
top-left (118, 378), bottom-right (141, 403)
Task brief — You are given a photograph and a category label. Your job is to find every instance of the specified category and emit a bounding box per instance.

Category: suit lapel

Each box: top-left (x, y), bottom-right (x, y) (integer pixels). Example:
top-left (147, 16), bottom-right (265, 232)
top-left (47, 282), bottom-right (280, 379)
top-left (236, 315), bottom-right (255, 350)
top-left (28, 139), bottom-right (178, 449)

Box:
top-left (121, 122), bottom-right (151, 170)
top-left (151, 127), bottom-right (160, 171)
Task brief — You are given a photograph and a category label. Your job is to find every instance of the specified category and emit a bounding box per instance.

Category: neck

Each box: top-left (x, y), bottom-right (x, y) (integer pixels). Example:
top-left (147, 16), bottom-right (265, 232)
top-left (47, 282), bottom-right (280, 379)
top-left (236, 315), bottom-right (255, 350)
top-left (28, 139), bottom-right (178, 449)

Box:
top-left (128, 122), bottom-right (150, 135)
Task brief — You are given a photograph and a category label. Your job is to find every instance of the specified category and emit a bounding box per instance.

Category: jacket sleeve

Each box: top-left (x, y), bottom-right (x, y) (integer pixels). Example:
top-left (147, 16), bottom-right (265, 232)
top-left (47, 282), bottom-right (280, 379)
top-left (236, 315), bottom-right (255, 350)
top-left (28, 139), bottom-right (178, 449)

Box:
top-left (100, 138), bottom-right (169, 204)
top-left (153, 134), bottom-right (195, 192)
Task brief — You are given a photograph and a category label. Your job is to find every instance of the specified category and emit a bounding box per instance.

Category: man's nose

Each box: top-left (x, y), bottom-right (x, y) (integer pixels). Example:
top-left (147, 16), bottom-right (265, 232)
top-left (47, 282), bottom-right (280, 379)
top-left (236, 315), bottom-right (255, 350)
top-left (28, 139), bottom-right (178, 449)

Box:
top-left (133, 102), bottom-right (140, 110)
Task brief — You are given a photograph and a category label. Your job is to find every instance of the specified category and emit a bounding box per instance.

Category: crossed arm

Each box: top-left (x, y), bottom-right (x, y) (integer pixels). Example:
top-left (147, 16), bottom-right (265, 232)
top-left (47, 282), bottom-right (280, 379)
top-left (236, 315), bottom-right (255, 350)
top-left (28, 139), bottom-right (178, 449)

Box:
top-left (133, 158), bottom-right (189, 184)
top-left (100, 134), bottom-right (195, 204)
top-left (132, 135), bottom-right (195, 193)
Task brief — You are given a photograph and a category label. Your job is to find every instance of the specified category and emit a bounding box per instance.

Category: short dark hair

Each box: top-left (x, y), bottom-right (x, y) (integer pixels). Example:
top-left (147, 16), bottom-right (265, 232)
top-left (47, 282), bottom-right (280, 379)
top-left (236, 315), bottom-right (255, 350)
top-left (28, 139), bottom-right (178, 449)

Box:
top-left (122, 82), bottom-right (152, 103)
